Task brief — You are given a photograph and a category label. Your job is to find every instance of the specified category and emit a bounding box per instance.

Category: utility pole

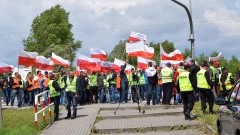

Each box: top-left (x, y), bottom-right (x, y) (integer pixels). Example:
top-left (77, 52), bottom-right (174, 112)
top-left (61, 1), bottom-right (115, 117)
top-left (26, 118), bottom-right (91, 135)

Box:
top-left (171, 0), bottom-right (195, 59)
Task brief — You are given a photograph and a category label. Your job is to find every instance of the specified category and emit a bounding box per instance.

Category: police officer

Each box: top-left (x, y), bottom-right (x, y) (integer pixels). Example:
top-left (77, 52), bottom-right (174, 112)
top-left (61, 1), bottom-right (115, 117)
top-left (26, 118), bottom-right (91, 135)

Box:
top-left (197, 62), bottom-right (214, 114)
top-left (177, 64), bottom-right (196, 120)
top-left (49, 73), bottom-right (65, 121)
top-left (65, 71), bottom-right (78, 119)
top-left (218, 67), bottom-right (234, 99)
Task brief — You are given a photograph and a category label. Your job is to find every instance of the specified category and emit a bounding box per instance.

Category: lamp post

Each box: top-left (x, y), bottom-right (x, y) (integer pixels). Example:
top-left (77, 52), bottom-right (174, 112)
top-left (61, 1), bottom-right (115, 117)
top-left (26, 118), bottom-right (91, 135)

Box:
top-left (171, 0), bottom-right (195, 59)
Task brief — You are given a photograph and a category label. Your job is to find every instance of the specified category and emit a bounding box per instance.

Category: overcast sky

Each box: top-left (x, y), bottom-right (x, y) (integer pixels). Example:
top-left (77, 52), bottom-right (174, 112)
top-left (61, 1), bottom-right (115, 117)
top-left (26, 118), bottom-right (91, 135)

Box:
top-left (0, 0), bottom-right (240, 66)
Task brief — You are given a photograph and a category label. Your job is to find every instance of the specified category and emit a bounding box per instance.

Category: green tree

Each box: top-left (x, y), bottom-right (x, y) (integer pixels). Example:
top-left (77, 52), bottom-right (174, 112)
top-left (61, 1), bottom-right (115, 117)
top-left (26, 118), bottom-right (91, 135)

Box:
top-left (183, 48), bottom-right (191, 59)
top-left (108, 40), bottom-right (126, 62)
top-left (196, 53), bottom-right (208, 65)
top-left (23, 5), bottom-right (81, 63)
top-left (228, 55), bottom-right (240, 79)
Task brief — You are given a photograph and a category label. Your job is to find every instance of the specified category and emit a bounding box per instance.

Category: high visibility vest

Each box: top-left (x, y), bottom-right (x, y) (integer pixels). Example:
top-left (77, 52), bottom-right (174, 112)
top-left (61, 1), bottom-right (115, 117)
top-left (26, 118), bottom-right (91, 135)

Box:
top-left (58, 75), bottom-right (66, 88)
top-left (34, 75), bottom-right (41, 89)
top-left (210, 66), bottom-right (217, 81)
top-left (161, 67), bottom-right (173, 83)
top-left (197, 69), bottom-right (211, 89)
top-left (48, 80), bottom-right (60, 97)
top-left (20, 80), bottom-right (24, 89)
top-left (139, 74), bottom-right (146, 85)
top-left (12, 77), bottom-right (20, 89)
top-left (89, 75), bottom-right (97, 87)
top-left (127, 73), bottom-right (133, 85)
top-left (27, 78), bottom-right (34, 91)
top-left (179, 71), bottom-right (193, 92)
top-left (43, 75), bottom-right (50, 88)
top-left (116, 75), bottom-right (121, 89)
top-left (108, 73), bottom-right (116, 84)
top-left (219, 73), bottom-right (233, 91)
top-left (65, 77), bottom-right (77, 93)
top-left (104, 78), bottom-right (109, 88)
top-left (177, 67), bottom-right (184, 73)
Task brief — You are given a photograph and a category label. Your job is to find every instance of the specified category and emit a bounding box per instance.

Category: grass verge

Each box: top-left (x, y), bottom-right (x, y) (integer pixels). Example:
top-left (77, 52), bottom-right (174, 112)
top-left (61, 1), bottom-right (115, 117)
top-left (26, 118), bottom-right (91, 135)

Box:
top-left (192, 102), bottom-right (219, 135)
top-left (0, 107), bottom-right (53, 135)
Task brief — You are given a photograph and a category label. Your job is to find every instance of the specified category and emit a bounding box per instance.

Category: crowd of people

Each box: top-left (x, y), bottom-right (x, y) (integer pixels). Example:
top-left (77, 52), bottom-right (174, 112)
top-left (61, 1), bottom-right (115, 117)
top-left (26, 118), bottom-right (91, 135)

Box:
top-left (0, 59), bottom-right (239, 121)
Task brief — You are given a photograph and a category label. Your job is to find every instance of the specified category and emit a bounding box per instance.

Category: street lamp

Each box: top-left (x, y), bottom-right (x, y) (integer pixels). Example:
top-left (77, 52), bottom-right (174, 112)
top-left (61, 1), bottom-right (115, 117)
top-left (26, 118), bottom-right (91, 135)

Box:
top-left (171, 0), bottom-right (195, 59)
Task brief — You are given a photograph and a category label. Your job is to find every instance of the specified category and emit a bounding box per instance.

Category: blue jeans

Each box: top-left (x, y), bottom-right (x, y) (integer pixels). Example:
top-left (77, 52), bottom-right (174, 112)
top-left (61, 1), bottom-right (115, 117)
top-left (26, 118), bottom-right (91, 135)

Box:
top-left (147, 84), bottom-right (157, 104)
top-left (60, 90), bottom-right (67, 106)
top-left (156, 85), bottom-right (162, 104)
top-left (66, 92), bottom-right (77, 117)
top-left (29, 91), bottom-right (34, 105)
top-left (139, 84), bottom-right (147, 100)
top-left (11, 89), bottom-right (22, 107)
top-left (98, 88), bottom-right (106, 103)
top-left (3, 87), bottom-right (11, 105)
top-left (109, 84), bottom-right (116, 103)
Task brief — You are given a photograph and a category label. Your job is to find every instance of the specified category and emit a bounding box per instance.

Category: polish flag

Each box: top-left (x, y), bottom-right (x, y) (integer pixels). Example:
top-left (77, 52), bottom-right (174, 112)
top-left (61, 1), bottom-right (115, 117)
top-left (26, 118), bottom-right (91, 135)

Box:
top-left (209, 52), bottom-right (223, 62)
top-left (112, 58), bottom-right (134, 73)
top-left (18, 51), bottom-right (38, 67)
top-left (160, 45), bottom-right (183, 64)
top-left (77, 54), bottom-right (101, 73)
top-left (128, 31), bottom-right (147, 42)
top-left (137, 57), bottom-right (156, 70)
top-left (0, 62), bottom-right (13, 74)
top-left (35, 56), bottom-right (54, 71)
top-left (100, 61), bottom-right (113, 73)
top-left (126, 41), bottom-right (154, 59)
top-left (51, 52), bottom-right (70, 67)
top-left (90, 48), bottom-right (107, 61)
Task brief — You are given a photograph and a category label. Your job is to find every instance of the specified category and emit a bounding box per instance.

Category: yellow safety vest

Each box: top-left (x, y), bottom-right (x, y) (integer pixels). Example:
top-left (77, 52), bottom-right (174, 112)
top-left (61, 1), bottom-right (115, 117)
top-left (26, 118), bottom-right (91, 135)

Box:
top-left (179, 71), bottom-right (193, 92)
top-left (219, 73), bottom-right (233, 91)
top-left (65, 77), bottom-right (77, 93)
top-left (197, 69), bottom-right (211, 89)
top-left (48, 80), bottom-right (61, 97)
top-left (161, 67), bottom-right (173, 83)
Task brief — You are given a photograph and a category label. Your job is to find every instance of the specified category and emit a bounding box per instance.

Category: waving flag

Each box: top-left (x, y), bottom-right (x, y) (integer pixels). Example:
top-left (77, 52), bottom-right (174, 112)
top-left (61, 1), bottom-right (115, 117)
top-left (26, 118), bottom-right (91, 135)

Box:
top-left (112, 58), bottom-right (134, 73)
top-left (128, 31), bottom-right (147, 42)
top-left (18, 51), bottom-right (38, 67)
top-left (100, 61), bottom-right (113, 72)
top-left (160, 45), bottom-right (183, 64)
top-left (77, 54), bottom-right (101, 73)
top-left (51, 52), bottom-right (70, 67)
top-left (137, 57), bottom-right (156, 70)
top-left (0, 62), bottom-right (13, 74)
top-left (36, 56), bottom-right (54, 71)
top-left (126, 40), bottom-right (154, 59)
top-left (90, 48), bottom-right (107, 61)
top-left (209, 52), bottom-right (223, 62)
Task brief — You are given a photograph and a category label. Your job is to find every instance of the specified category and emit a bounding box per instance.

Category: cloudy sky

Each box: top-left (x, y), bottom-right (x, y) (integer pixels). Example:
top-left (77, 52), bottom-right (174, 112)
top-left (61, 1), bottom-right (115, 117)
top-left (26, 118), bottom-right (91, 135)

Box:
top-left (0, 0), bottom-right (240, 66)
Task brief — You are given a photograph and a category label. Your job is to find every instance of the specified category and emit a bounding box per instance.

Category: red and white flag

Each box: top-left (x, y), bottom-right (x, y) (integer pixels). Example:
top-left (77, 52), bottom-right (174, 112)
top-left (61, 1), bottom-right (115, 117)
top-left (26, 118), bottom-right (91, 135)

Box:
top-left (18, 51), bottom-right (38, 67)
top-left (137, 57), bottom-right (156, 70)
top-left (90, 48), bottom-right (107, 61)
top-left (126, 41), bottom-right (154, 59)
top-left (160, 45), bottom-right (183, 64)
top-left (209, 52), bottom-right (223, 62)
top-left (112, 58), bottom-right (134, 73)
top-left (36, 56), bottom-right (54, 71)
top-left (128, 31), bottom-right (147, 42)
top-left (51, 52), bottom-right (70, 67)
top-left (100, 61), bottom-right (113, 73)
top-left (77, 54), bottom-right (101, 73)
top-left (0, 62), bottom-right (13, 74)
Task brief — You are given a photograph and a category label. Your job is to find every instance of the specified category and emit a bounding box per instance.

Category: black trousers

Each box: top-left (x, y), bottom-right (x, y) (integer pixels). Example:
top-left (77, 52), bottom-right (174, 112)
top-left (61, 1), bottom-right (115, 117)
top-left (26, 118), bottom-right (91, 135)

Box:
top-left (181, 91), bottom-right (195, 114)
top-left (162, 82), bottom-right (173, 105)
top-left (51, 96), bottom-right (60, 119)
top-left (199, 89), bottom-right (214, 112)
top-left (218, 90), bottom-right (231, 99)
top-left (90, 86), bottom-right (98, 103)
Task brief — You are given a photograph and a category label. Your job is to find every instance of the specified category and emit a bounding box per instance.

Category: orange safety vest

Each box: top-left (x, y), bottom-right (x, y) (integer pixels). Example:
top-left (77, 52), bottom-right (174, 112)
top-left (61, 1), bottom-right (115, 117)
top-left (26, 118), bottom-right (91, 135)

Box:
top-left (12, 77), bottom-right (20, 89)
top-left (43, 75), bottom-right (50, 88)
top-left (158, 79), bottom-right (162, 85)
top-left (34, 75), bottom-right (41, 89)
top-left (116, 75), bottom-right (121, 89)
top-left (27, 78), bottom-right (34, 91)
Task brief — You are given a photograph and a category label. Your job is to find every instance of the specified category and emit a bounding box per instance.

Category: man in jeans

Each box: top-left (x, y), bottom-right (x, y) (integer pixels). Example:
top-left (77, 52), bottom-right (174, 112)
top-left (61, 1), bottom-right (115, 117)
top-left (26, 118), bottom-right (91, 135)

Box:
top-left (11, 72), bottom-right (22, 107)
top-left (97, 72), bottom-right (106, 103)
top-left (145, 62), bottom-right (158, 105)
top-left (108, 69), bottom-right (117, 103)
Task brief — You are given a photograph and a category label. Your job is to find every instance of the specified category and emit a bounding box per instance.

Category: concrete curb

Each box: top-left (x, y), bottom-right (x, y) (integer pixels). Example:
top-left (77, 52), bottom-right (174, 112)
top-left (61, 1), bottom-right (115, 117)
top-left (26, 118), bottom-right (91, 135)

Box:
top-left (100, 105), bottom-right (182, 111)
top-left (95, 124), bottom-right (203, 134)
top-left (99, 111), bottom-right (183, 119)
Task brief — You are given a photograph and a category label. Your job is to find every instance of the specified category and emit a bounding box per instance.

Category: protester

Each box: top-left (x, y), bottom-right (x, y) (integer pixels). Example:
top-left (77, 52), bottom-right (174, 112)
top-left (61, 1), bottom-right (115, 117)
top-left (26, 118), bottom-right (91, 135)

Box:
top-left (89, 71), bottom-right (98, 103)
top-left (108, 69), bottom-right (117, 103)
top-left (97, 72), bottom-right (106, 103)
top-left (26, 73), bottom-right (34, 106)
top-left (3, 72), bottom-right (13, 106)
top-left (11, 72), bottom-right (22, 107)
top-left (156, 66), bottom-right (162, 104)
